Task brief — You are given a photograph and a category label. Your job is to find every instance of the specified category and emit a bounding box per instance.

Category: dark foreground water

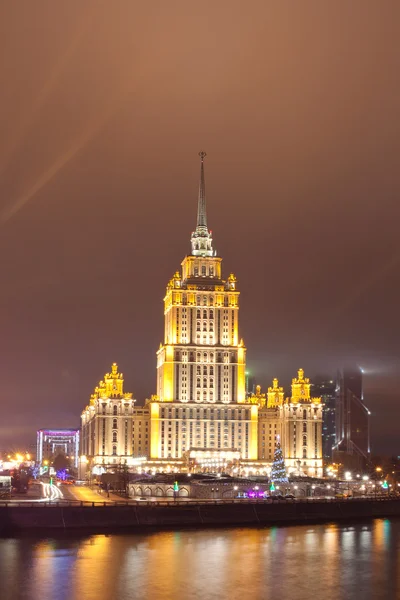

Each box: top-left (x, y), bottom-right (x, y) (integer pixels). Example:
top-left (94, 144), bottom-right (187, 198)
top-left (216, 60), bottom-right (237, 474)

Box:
top-left (1, 519), bottom-right (399, 600)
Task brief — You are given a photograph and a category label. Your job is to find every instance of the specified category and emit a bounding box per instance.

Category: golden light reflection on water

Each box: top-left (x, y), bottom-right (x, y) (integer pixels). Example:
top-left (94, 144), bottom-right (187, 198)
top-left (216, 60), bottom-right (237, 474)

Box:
top-left (72, 534), bottom-right (115, 600)
top-left (31, 540), bottom-right (56, 594)
top-left (369, 519), bottom-right (396, 594)
top-left (0, 520), bottom-right (399, 600)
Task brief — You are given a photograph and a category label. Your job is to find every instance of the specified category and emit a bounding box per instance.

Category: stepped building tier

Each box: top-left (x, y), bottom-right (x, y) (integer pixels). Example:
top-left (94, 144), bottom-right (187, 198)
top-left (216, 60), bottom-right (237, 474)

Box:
top-left (151, 152), bottom-right (255, 465)
top-left (81, 363), bottom-right (149, 471)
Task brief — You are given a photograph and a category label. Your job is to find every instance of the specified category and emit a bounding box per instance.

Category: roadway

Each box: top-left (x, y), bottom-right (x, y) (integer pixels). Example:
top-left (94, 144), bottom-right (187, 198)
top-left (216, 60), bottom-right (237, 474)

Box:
top-left (1, 482), bottom-right (117, 504)
top-left (61, 484), bottom-right (119, 503)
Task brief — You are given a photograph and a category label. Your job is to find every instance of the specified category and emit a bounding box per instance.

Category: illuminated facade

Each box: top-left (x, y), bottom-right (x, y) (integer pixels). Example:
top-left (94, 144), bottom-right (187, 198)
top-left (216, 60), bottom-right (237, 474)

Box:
top-left (37, 429), bottom-right (80, 468)
top-left (254, 371), bottom-right (323, 477)
top-left (80, 363), bottom-right (149, 468)
top-left (79, 154), bottom-right (323, 477)
top-left (149, 152), bottom-right (258, 463)
top-left (147, 153), bottom-right (323, 476)
top-left (282, 370), bottom-right (323, 475)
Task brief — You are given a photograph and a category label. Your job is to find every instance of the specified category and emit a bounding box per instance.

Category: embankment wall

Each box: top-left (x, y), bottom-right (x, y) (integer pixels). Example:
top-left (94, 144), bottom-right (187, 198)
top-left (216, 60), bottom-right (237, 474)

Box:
top-left (1, 498), bottom-right (399, 533)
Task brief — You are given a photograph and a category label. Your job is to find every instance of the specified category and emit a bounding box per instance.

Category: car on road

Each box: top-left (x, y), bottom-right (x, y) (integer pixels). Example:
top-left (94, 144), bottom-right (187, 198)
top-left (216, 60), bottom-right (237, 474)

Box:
top-left (135, 497), bottom-right (159, 501)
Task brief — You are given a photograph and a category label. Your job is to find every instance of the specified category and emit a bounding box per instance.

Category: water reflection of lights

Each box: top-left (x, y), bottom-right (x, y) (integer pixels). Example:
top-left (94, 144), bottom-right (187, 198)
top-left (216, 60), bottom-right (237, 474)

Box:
top-left (1, 523), bottom-right (398, 598)
top-left (374, 518), bottom-right (391, 551)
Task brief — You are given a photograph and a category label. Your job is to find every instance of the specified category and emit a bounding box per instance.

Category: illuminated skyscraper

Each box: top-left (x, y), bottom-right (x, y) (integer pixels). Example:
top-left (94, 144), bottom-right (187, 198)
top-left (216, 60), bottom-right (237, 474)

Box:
top-left (245, 370), bottom-right (256, 397)
top-left (79, 153), bottom-right (323, 478)
top-left (147, 153), bottom-right (323, 476)
top-left (150, 152), bottom-right (257, 466)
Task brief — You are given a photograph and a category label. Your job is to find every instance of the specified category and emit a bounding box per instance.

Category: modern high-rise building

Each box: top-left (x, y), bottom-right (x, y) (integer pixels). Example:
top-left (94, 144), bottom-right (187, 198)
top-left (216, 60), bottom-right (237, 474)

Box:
top-left (333, 368), bottom-right (370, 470)
top-left (313, 377), bottom-right (336, 461)
top-left (245, 370), bottom-right (256, 397)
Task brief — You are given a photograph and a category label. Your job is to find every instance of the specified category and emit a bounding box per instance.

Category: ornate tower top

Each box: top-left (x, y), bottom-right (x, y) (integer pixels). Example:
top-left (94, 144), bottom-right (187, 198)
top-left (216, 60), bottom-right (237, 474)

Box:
top-left (267, 378), bottom-right (284, 408)
top-left (290, 369), bottom-right (321, 404)
top-left (290, 369), bottom-right (310, 402)
top-left (191, 151), bottom-right (214, 257)
top-left (88, 363), bottom-right (134, 405)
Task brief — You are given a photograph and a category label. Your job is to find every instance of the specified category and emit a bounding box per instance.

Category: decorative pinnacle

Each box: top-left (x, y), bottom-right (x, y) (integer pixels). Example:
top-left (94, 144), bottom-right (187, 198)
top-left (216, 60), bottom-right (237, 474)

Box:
top-left (191, 151), bottom-right (213, 256)
top-left (197, 151), bottom-right (207, 229)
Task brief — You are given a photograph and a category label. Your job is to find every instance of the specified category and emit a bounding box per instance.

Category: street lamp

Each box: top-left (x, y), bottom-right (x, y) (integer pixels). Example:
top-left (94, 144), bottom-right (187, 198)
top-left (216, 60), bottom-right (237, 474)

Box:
top-left (374, 467), bottom-right (382, 498)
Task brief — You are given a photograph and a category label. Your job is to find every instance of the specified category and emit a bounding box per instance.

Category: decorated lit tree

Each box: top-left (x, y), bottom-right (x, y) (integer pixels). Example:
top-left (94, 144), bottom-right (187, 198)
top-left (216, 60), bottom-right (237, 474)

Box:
top-left (270, 441), bottom-right (288, 483)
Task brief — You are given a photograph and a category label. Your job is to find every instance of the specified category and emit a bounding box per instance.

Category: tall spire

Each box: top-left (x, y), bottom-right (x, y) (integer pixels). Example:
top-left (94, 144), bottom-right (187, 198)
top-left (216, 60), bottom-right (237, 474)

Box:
top-left (197, 151), bottom-right (207, 230)
top-left (191, 151), bottom-right (214, 257)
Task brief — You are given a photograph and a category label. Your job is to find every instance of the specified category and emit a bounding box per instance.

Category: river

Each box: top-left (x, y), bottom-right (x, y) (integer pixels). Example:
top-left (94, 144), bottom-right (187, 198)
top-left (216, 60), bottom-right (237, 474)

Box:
top-left (1, 519), bottom-right (399, 599)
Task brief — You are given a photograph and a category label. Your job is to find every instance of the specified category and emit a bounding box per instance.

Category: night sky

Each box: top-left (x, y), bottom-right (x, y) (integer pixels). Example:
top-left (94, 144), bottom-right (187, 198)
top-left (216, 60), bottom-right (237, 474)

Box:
top-left (1, 2), bottom-right (399, 454)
